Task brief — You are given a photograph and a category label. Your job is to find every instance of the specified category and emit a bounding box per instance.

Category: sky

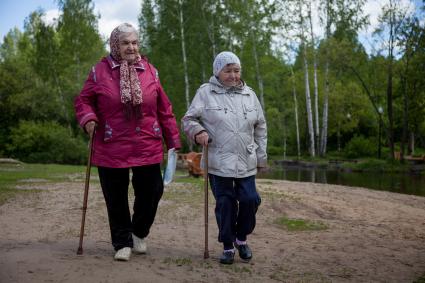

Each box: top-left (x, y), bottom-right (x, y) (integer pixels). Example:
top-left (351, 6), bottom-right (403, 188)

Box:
top-left (0, 0), bottom-right (423, 52)
top-left (0, 0), bottom-right (140, 43)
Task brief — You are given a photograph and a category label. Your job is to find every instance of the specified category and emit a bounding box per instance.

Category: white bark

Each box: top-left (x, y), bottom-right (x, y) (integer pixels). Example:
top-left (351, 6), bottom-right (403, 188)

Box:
top-left (178, 0), bottom-right (190, 110)
top-left (202, 2), bottom-right (217, 58)
top-left (319, 0), bottom-right (331, 156)
top-left (252, 36), bottom-right (265, 109)
top-left (291, 67), bottom-right (301, 158)
top-left (303, 43), bottom-right (315, 157)
top-left (299, 0), bottom-right (315, 157)
top-left (309, 2), bottom-right (320, 152)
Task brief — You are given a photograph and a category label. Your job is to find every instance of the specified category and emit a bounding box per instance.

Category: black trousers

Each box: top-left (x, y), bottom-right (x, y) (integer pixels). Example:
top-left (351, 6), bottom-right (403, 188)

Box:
top-left (97, 164), bottom-right (164, 251)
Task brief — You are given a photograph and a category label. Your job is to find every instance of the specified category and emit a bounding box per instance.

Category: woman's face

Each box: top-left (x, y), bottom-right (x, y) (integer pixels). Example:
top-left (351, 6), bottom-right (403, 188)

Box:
top-left (218, 64), bottom-right (241, 87)
top-left (119, 32), bottom-right (139, 63)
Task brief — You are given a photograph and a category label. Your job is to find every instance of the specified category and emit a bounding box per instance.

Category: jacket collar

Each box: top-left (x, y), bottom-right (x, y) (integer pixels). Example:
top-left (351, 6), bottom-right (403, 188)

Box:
top-left (209, 76), bottom-right (250, 95)
top-left (106, 55), bottom-right (145, 70)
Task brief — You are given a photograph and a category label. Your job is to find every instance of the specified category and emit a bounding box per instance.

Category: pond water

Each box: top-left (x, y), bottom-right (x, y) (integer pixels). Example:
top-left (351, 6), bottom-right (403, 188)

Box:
top-left (257, 167), bottom-right (425, 197)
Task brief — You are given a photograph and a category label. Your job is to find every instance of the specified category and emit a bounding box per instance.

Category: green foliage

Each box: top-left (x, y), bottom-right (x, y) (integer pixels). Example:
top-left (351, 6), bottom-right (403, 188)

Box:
top-left (268, 146), bottom-right (285, 156)
top-left (344, 136), bottom-right (376, 158)
top-left (0, 0), bottom-right (424, 163)
top-left (7, 121), bottom-right (87, 164)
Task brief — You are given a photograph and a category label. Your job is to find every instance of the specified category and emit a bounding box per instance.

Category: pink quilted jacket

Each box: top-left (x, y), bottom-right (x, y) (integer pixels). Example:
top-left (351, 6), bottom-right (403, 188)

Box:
top-left (75, 55), bottom-right (181, 168)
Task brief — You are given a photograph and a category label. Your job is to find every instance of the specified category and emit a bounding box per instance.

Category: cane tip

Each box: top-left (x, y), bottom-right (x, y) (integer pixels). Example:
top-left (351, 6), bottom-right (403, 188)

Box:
top-left (77, 247), bottom-right (83, 255)
top-left (203, 251), bottom-right (209, 259)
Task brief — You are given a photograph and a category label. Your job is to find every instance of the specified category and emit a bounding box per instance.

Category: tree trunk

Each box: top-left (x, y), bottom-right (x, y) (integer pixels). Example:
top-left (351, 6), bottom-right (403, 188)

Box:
top-left (179, 0), bottom-right (192, 151)
top-left (409, 131), bottom-right (414, 155)
top-left (400, 76), bottom-right (408, 162)
top-left (298, 1), bottom-right (315, 157)
top-left (309, 2), bottom-right (320, 153)
top-left (303, 43), bottom-right (315, 157)
top-left (202, 2), bottom-right (217, 58)
top-left (386, 3), bottom-right (395, 160)
top-left (320, 60), bottom-right (329, 156)
top-left (400, 50), bottom-right (411, 161)
top-left (291, 67), bottom-right (301, 159)
top-left (319, 0), bottom-right (331, 157)
top-left (251, 33), bottom-right (265, 110)
top-left (178, 0), bottom-right (190, 110)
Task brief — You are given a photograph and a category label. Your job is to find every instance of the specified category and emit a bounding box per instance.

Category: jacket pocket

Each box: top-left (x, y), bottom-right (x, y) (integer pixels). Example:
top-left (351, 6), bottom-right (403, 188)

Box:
top-left (102, 120), bottom-right (131, 142)
top-left (205, 105), bottom-right (223, 115)
top-left (243, 103), bottom-right (258, 124)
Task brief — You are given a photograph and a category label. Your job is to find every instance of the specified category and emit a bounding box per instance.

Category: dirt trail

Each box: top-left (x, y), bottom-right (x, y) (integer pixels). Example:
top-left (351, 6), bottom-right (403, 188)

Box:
top-left (0, 179), bottom-right (424, 282)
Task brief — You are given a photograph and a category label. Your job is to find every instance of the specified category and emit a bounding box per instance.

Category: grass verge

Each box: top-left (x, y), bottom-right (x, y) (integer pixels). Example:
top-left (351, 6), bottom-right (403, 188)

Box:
top-left (0, 163), bottom-right (88, 205)
top-left (275, 217), bottom-right (328, 231)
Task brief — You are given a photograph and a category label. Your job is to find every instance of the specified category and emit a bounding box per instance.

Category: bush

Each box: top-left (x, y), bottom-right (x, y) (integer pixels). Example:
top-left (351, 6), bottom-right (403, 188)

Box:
top-left (344, 135), bottom-right (376, 158)
top-left (7, 121), bottom-right (87, 164)
top-left (267, 145), bottom-right (285, 156)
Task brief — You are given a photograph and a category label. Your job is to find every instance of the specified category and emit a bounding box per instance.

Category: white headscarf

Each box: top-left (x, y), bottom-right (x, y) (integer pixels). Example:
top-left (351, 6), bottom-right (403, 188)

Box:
top-left (213, 51), bottom-right (241, 76)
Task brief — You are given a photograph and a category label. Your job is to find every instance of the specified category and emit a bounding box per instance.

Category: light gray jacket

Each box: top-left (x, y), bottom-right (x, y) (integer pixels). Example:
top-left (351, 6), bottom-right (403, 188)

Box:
top-left (182, 76), bottom-right (267, 178)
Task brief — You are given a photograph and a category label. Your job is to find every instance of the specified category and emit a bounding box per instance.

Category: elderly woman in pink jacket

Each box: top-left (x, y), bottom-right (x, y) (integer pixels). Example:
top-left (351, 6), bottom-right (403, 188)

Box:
top-left (75, 23), bottom-right (181, 261)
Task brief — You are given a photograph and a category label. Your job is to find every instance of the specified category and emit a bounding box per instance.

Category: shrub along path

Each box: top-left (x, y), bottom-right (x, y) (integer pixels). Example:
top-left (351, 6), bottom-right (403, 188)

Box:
top-left (0, 176), bottom-right (424, 282)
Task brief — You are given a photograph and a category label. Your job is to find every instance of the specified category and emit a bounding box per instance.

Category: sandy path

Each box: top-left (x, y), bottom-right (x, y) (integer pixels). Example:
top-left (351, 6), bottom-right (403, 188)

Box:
top-left (0, 178), bottom-right (424, 282)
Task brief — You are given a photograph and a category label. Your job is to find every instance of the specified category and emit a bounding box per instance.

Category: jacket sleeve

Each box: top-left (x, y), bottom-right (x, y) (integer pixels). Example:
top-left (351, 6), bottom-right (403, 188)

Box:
top-left (254, 94), bottom-right (267, 167)
top-left (156, 78), bottom-right (182, 150)
top-left (181, 88), bottom-right (206, 142)
top-left (74, 66), bottom-right (99, 129)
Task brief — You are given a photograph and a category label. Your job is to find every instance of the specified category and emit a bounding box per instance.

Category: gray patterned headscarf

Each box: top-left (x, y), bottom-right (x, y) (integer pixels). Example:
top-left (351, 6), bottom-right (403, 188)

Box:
top-left (110, 23), bottom-right (142, 118)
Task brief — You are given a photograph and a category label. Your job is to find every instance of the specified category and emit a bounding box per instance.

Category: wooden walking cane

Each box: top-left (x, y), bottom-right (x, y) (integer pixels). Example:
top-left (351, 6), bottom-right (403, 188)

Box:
top-left (77, 128), bottom-right (95, 255)
top-left (203, 141), bottom-right (209, 259)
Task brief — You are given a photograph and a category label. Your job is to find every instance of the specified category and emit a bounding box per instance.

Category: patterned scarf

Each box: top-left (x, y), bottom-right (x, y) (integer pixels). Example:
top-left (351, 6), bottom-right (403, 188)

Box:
top-left (110, 24), bottom-right (143, 119)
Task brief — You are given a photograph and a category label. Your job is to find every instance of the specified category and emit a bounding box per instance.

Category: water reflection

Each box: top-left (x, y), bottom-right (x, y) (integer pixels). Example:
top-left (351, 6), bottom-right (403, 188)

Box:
top-left (258, 167), bottom-right (425, 197)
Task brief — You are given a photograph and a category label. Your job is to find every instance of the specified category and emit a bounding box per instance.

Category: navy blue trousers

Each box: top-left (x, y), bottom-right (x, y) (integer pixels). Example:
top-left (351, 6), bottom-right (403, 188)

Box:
top-left (98, 164), bottom-right (163, 251)
top-left (208, 174), bottom-right (261, 250)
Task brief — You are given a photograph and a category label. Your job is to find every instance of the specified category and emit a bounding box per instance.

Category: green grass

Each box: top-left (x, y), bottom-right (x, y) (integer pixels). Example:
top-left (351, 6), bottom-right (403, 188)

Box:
top-left (0, 163), bottom-right (89, 205)
top-left (174, 175), bottom-right (203, 184)
top-left (162, 257), bottom-right (193, 266)
top-left (275, 217), bottom-right (328, 231)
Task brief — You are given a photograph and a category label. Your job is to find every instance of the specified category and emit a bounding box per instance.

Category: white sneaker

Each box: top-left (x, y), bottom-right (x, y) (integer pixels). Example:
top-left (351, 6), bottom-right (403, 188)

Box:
top-left (114, 247), bottom-right (131, 261)
top-left (132, 233), bottom-right (147, 254)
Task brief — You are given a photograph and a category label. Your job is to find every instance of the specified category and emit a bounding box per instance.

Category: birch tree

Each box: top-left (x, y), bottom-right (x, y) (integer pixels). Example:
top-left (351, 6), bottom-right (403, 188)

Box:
top-left (232, 0), bottom-right (278, 110)
top-left (308, 1), bottom-right (320, 153)
top-left (178, 0), bottom-right (190, 110)
top-left (290, 67), bottom-right (301, 158)
top-left (298, 0), bottom-right (315, 157)
top-left (318, 0), bottom-right (332, 156)
top-left (318, 0), bottom-right (368, 156)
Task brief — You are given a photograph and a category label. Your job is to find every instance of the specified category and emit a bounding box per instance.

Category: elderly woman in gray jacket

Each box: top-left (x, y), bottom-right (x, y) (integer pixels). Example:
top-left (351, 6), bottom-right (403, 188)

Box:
top-left (182, 51), bottom-right (267, 264)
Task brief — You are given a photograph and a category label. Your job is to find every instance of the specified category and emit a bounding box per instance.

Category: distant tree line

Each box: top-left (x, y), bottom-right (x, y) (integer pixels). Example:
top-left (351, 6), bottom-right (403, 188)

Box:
top-left (1, 0), bottom-right (424, 164)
